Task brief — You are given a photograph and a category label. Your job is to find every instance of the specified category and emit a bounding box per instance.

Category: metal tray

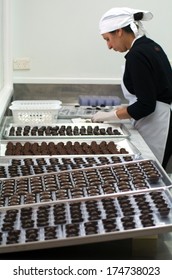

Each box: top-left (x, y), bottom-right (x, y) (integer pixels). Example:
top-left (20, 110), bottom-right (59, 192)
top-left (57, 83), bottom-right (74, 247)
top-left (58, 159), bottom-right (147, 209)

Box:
top-left (0, 185), bottom-right (172, 254)
top-left (0, 159), bottom-right (171, 208)
top-left (1, 139), bottom-right (140, 157)
top-left (2, 123), bottom-right (130, 139)
top-left (58, 105), bottom-right (115, 119)
top-left (0, 154), bottom-right (140, 179)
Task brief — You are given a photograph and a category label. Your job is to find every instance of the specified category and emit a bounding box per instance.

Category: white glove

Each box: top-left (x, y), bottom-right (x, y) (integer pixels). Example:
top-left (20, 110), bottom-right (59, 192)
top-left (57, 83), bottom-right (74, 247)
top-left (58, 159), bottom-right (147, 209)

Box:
top-left (91, 110), bottom-right (120, 122)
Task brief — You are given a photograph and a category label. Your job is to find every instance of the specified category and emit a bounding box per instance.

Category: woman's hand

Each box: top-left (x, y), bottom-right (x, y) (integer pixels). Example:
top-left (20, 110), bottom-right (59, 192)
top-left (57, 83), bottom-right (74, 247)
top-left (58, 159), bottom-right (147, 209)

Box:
top-left (91, 110), bottom-right (119, 122)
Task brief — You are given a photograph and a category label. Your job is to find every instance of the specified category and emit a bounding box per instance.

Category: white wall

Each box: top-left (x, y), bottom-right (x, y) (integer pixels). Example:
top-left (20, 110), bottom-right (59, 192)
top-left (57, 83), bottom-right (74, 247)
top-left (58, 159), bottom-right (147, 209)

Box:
top-left (0, 0), bottom-right (3, 89)
top-left (12, 0), bottom-right (172, 84)
top-left (0, 0), bottom-right (13, 124)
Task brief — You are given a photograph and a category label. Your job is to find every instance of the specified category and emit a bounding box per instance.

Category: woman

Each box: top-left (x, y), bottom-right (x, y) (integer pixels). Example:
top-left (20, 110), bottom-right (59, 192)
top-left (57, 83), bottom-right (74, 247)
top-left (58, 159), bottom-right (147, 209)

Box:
top-left (92, 7), bottom-right (172, 169)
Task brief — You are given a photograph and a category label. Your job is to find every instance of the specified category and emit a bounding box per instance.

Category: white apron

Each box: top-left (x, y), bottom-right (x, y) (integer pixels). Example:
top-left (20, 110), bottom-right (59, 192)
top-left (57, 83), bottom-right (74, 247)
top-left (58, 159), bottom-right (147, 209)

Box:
top-left (121, 79), bottom-right (171, 164)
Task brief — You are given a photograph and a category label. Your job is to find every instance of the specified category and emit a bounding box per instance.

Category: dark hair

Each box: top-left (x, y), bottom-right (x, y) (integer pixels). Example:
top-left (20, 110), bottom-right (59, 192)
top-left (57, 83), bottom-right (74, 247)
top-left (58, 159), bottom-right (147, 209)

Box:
top-left (110, 12), bottom-right (144, 34)
top-left (134, 12), bottom-right (144, 21)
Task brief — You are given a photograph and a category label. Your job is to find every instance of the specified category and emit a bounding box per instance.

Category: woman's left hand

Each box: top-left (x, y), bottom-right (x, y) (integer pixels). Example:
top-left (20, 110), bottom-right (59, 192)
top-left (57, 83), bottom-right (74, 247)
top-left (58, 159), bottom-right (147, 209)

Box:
top-left (91, 110), bottom-right (119, 122)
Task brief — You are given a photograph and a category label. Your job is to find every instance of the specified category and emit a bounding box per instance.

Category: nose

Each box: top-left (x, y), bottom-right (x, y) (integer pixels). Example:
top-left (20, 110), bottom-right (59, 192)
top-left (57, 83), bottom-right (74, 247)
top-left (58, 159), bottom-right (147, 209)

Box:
top-left (107, 42), bottom-right (112, 49)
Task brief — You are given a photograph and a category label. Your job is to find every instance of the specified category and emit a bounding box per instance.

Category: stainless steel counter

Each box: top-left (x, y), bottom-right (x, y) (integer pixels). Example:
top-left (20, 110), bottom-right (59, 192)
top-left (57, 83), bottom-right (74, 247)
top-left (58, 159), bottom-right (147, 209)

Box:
top-left (0, 116), bottom-right (171, 253)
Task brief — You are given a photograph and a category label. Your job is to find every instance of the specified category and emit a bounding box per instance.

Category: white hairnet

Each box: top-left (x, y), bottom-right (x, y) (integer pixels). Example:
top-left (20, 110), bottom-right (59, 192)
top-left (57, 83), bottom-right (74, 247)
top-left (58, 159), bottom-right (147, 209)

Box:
top-left (99, 7), bottom-right (153, 36)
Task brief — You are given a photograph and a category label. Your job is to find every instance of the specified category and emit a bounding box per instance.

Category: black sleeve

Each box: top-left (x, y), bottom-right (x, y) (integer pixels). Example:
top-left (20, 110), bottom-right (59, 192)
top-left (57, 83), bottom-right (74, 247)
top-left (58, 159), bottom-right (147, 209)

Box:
top-left (125, 51), bottom-right (157, 120)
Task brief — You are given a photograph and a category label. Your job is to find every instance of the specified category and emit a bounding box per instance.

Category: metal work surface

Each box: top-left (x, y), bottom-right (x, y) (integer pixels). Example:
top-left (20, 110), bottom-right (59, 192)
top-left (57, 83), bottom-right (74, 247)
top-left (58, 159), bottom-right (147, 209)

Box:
top-left (0, 115), bottom-right (171, 257)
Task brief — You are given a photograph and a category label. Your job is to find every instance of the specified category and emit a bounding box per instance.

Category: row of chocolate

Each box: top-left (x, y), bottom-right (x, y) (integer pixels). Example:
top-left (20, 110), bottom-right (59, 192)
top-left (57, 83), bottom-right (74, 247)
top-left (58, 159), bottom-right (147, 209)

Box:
top-left (5, 141), bottom-right (128, 156)
top-left (7, 125), bottom-right (122, 137)
top-left (0, 155), bottom-right (134, 178)
top-left (0, 160), bottom-right (161, 207)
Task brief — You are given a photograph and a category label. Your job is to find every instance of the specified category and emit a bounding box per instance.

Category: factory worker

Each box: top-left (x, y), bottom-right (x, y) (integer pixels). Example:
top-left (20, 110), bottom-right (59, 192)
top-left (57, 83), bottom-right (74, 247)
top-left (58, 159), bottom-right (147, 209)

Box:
top-left (92, 7), bottom-right (172, 169)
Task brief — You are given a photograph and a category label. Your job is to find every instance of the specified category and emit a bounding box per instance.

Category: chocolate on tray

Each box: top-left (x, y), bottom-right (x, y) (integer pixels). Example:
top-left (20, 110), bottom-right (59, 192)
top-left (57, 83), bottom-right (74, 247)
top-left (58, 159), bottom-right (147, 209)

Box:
top-left (0, 192), bottom-right (171, 249)
top-left (8, 125), bottom-right (122, 137)
top-left (5, 141), bottom-right (129, 156)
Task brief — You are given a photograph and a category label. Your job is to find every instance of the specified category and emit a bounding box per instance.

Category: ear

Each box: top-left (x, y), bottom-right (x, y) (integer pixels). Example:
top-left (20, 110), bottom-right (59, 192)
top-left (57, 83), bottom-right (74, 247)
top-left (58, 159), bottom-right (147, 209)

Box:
top-left (116, 28), bottom-right (123, 37)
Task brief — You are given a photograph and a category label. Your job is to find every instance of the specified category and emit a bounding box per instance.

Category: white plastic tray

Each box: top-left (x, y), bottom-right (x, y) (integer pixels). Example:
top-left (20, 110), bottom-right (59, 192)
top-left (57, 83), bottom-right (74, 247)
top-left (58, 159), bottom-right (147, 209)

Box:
top-left (9, 100), bottom-right (62, 124)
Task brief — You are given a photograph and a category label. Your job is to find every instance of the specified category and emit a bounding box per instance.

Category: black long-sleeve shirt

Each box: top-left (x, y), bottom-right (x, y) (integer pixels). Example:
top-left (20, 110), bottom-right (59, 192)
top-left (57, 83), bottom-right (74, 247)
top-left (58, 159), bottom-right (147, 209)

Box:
top-left (124, 36), bottom-right (172, 120)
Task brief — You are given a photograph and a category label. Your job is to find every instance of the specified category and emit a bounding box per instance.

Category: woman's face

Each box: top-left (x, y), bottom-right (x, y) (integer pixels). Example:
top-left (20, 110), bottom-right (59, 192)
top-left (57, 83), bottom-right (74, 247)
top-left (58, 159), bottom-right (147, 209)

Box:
top-left (102, 29), bottom-right (129, 52)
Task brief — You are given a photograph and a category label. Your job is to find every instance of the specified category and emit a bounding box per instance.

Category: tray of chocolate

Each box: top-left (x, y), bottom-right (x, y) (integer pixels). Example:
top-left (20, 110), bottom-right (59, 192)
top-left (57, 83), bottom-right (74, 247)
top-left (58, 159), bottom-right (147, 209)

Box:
top-left (2, 123), bottom-right (130, 139)
top-left (0, 186), bottom-right (172, 253)
top-left (2, 139), bottom-right (140, 157)
top-left (0, 159), bottom-right (171, 208)
top-left (0, 154), bottom-right (140, 179)
top-left (58, 105), bottom-right (115, 118)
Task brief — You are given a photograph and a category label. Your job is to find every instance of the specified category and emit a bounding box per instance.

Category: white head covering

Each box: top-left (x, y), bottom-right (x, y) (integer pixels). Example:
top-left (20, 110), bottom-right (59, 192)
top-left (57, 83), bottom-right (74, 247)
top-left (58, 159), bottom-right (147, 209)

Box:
top-left (99, 7), bottom-right (153, 36)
